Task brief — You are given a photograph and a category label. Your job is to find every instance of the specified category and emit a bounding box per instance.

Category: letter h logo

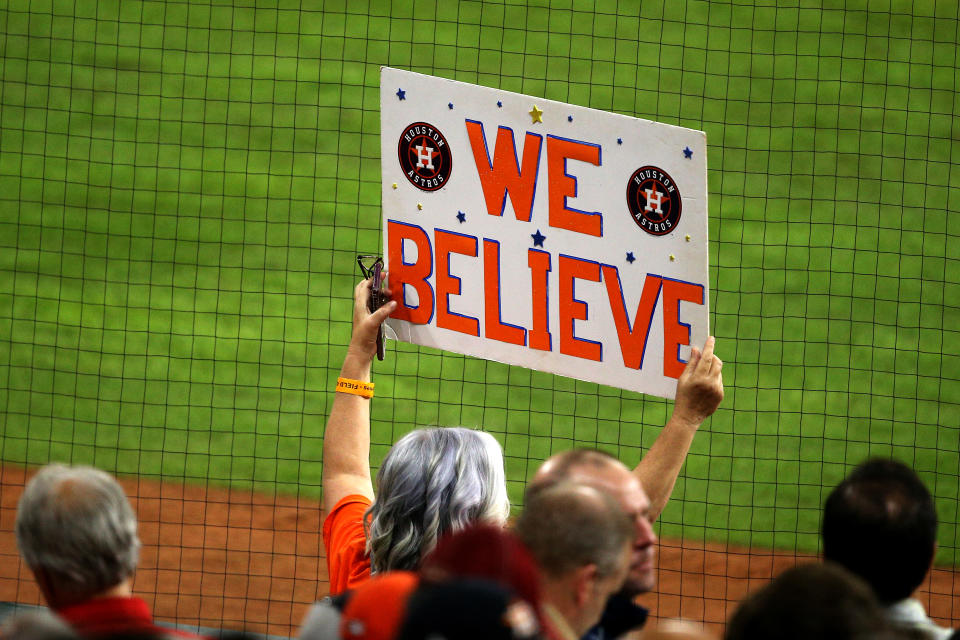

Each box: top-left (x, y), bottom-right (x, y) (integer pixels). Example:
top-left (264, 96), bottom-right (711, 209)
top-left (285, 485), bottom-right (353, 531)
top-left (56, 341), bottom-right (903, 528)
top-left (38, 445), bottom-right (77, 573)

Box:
top-left (644, 187), bottom-right (665, 215)
top-left (415, 144), bottom-right (435, 170)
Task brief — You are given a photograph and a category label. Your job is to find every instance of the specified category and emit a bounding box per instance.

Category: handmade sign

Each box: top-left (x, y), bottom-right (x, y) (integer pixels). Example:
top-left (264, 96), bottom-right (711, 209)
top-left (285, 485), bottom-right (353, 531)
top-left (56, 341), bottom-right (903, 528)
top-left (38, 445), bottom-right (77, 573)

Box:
top-left (380, 67), bottom-right (709, 399)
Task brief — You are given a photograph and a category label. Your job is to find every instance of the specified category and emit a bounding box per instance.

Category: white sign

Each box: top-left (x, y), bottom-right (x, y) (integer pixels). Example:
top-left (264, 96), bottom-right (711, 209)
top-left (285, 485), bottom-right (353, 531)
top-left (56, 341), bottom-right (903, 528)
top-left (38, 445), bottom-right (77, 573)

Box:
top-left (380, 67), bottom-right (709, 399)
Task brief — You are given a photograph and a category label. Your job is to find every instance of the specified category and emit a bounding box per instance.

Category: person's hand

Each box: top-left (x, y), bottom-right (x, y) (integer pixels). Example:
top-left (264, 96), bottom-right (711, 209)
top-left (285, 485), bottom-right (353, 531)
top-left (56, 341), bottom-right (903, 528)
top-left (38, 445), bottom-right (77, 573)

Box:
top-left (346, 276), bottom-right (396, 361)
top-left (671, 336), bottom-right (724, 429)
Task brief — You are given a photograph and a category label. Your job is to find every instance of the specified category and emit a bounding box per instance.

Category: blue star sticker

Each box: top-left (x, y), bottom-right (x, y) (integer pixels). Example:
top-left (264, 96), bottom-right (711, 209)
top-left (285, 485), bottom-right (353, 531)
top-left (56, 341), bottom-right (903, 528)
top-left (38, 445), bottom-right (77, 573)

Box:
top-left (568, 115), bottom-right (573, 122)
top-left (497, 100), bottom-right (503, 108)
top-left (456, 211), bottom-right (466, 223)
top-left (626, 252), bottom-right (635, 264)
top-left (683, 146), bottom-right (693, 159)
top-left (531, 229), bottom-right (546, 247)
top-left (396, 88), bottom-right (406, 100)
top-left (448, 102), bottom-right (454, 109)
top-left (617, 138), bottom-right (623, 145)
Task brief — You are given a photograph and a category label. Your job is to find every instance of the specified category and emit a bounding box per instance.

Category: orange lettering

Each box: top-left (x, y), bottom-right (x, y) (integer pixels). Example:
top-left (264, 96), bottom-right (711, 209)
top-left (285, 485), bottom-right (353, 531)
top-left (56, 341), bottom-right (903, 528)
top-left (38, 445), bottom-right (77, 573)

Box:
top-left (558, 254), bottom-right (601, 361)
top-left (602, 266), bottom-right (662, 369)
top-left (387, 220), bottom-right (435, 324)
top-left (466, 120), bottom-right (542, 221)
top-left (547, 135), bottom-right (602, 237)
top-left (435, 230), bottom-right (479, 336)
top-left (527, 249), bottom-right (552, 351)
top-left (483, 239), bottom-right (526, 345)
top-left (661, 278), bottom-right (704, 378)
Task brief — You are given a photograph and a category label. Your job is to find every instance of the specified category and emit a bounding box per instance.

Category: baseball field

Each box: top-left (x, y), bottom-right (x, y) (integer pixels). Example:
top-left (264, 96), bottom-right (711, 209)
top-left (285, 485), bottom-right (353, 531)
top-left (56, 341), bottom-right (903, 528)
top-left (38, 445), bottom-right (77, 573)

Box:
top-left (1, 1), bottom-right (958, 634)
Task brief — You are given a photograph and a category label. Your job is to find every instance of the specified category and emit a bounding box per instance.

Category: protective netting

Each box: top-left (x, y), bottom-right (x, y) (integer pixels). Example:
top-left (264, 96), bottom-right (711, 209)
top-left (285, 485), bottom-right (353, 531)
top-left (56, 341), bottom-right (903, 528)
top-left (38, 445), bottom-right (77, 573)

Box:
top-left (1, 0), bottom-right (958, 634)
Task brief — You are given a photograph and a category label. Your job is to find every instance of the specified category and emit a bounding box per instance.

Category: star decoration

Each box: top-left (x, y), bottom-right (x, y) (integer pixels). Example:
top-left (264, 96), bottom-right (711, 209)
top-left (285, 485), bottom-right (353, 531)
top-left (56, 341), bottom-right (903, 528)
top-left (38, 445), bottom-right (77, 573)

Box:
top-left (617, 138), bottom-right (623, 145)
top-left (417, 202), bottom-right (423, 211)
top-left (685, 234), bottom-right (691, 242)
top-left (396, 88), bottom-right (406, 100)
top-left (567, 115), bottom-right (573, 122)
top-left (392, 182), bottom-right (397, 189)
top-left (448, 102), bottom-right (454, 109)
top-left (683, 146), bottom-right (693, 159)
top-left (531, 229), bottom-right (546, 247)
top-left (497, 100), bottom-right (503, 108)
top-left (456, 211), bottom-right (466, 223)
top-left (529, 105), bottom-right (543, 124)
top-left (669, 254), bottom-right (676, 261)
top-left (626, 252), bottom-right (635, 264)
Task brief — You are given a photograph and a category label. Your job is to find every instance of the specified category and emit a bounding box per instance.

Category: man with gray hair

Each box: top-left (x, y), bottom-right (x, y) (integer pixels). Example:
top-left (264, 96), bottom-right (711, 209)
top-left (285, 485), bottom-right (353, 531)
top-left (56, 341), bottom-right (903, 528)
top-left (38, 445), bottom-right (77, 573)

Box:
top-left (530, 336), bottom-right (724, 640)
top-left (515, 482), bottom-right (634, 640)
top-left (531, 452), bottom-right (657, 640)
top-left (15, 464), bottom-right (202, 638)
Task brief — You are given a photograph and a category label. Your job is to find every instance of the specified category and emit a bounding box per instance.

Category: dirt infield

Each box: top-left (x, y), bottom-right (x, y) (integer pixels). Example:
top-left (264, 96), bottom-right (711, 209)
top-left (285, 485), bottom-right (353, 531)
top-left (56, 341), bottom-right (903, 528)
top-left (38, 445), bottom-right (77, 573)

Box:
top-left (2, 465), bottom-right (957, 637)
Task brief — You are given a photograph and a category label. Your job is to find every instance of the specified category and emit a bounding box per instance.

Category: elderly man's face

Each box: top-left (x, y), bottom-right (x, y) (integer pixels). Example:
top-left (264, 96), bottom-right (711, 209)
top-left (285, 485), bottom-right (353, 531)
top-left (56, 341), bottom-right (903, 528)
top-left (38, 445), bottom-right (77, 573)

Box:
top-left (572, 463), bottom-right (658, 595)
top-left (583, 536), bottom-right (633, 631)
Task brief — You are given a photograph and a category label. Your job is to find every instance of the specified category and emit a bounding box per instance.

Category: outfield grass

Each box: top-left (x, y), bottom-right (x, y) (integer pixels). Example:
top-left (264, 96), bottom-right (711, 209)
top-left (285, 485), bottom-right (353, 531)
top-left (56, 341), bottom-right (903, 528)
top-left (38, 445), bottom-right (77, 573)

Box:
top-left (1, 1), bottom-right (958, 563)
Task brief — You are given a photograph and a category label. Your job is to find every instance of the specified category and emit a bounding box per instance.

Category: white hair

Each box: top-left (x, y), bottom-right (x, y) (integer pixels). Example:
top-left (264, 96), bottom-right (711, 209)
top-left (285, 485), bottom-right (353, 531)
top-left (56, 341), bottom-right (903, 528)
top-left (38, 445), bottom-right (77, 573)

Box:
top-left (365, 427), bottom-right (510, 574)
top-left (15, 464), bottom-right (140, 598)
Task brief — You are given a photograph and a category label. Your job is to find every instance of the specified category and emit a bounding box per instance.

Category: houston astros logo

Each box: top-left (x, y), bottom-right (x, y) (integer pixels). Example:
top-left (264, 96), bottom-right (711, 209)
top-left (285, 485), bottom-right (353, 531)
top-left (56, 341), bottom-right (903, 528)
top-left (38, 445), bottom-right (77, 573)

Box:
top-left (626, 166), bottom-right (682, 236)
top-left (398, 122), bottom-right (452, 191)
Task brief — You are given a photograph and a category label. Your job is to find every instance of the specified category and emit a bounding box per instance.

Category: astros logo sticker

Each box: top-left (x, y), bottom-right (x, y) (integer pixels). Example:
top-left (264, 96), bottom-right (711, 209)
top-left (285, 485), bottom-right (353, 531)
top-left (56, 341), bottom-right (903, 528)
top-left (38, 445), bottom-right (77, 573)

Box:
top-left (398, 122), bottom-right (452, 191)
top-left (626, 166), bottom-right (682, 236)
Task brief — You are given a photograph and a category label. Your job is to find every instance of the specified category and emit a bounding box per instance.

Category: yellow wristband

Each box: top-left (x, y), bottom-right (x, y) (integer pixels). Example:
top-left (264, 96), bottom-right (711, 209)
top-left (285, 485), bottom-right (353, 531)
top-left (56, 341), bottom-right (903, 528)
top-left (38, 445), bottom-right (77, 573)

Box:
top-left (336, 377), bottom-right (374, 399)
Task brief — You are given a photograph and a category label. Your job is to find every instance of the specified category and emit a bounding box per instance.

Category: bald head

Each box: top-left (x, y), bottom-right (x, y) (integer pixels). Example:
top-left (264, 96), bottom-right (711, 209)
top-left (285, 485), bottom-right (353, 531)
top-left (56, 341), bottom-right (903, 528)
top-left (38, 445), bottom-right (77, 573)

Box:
top-left (516, 482), bottom-right (632, 579)
top-left (516, 482), bottom-right (632, 636)
top-left (532, 449), bottom-right (626, 489)
top-left (532, 449), bottom-right (658, 595)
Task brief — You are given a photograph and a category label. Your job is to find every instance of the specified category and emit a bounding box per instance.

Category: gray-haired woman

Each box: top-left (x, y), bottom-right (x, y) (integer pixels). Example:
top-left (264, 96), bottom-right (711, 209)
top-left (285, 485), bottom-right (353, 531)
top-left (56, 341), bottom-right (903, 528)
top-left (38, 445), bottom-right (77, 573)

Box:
top-left (321, 278), bottom-right (510, 594)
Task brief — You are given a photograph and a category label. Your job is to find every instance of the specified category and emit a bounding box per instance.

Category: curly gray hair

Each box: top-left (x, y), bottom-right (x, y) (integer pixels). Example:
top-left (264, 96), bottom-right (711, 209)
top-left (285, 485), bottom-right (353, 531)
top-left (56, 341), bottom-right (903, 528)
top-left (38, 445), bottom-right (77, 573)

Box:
top-left (365, 427), bottom-right (510, 574)
top-left (16, 464), bottom-right (141, 599)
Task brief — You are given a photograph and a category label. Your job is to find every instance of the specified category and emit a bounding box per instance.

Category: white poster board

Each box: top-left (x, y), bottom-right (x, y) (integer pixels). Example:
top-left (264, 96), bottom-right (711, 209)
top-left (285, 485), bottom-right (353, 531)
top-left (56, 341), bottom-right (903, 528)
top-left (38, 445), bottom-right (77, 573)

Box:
top-left (380, 67), bottom-right (709, 399)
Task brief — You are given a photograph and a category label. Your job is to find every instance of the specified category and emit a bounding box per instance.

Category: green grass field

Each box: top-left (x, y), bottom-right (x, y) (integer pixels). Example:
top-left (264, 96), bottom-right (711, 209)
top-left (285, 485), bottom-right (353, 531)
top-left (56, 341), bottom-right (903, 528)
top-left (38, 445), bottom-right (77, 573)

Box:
top-left (1, 1), bottom-right (959, 563)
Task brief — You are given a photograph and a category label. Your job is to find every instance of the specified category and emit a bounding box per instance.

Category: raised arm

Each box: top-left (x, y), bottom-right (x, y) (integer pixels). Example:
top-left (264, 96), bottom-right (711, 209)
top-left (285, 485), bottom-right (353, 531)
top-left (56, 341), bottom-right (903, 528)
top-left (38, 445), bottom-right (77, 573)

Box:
top-left (634, 336), bottom-right (724, 521)
top-left (322, 279), bottom-right (397, 515)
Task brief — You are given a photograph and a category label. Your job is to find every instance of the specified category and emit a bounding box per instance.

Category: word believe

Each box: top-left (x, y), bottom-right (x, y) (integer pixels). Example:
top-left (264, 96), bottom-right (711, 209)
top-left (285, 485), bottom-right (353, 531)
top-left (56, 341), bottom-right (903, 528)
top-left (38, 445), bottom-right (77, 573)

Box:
top-left (388, 221), bottom-right (703, 379)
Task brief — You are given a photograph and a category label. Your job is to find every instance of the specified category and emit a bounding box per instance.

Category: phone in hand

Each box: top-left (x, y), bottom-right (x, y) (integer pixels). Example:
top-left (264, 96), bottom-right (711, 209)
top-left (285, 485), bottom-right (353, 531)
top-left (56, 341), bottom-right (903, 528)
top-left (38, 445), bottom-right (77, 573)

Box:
top-left (357, 255), bottom-right (387, 360)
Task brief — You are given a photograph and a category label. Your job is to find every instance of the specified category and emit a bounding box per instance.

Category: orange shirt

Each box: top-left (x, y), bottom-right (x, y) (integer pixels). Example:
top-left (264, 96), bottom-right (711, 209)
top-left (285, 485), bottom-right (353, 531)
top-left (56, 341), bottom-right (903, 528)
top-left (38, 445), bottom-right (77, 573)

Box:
top-left (323, 494), bottom-right (373, 594)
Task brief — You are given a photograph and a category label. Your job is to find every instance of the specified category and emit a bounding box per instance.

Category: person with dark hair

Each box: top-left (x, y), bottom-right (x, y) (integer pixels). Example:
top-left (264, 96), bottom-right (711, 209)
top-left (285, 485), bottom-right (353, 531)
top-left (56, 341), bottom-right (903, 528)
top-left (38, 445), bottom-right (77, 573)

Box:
top-left (822, 458), bottom-right (949, 639)
top-left (724, 563), bottom-right (908, 640)
top-left (515, 483), bottom-right (634, 640)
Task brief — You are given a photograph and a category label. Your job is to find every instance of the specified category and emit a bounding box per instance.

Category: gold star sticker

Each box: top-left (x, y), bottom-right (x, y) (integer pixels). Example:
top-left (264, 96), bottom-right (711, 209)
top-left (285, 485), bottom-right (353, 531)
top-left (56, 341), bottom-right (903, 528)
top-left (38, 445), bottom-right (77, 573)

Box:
top-left (417, 202), bottom-right (423, 210)
top-left (529, 105), bottom-right (543, 124)
top-left (669, 254), bottom-right (676, 261)
top-left (392, 182), bottom-right (398, 189)
top-left (685, 234), bottom-right (691, 242)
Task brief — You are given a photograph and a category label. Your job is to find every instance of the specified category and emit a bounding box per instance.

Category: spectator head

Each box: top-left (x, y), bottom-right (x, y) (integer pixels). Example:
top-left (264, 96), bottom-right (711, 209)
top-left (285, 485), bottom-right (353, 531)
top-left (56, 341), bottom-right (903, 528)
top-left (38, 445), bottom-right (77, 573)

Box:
top-left (421, 524), bottom-right (542, 613)
top-left (532, 449), bottom-right (657, 595)
top-left (339, 571), bottom-right (421, 640)
top-left (0, 610), bottom-right (78, 640)
top-left (515, 482), bottom-right (633, 637)
top-left (724, 563), bottom-right (896, 640)
top-left (365, 427), bottom-right (510, 574)
top-left (15, 464), bottom-right (141, 609)
top-left (420, 524), bottom-right (545, 634)
top-left (398, 578), bottom-right (543, 640)
top-left (822, 458), bottom-right (937, 604)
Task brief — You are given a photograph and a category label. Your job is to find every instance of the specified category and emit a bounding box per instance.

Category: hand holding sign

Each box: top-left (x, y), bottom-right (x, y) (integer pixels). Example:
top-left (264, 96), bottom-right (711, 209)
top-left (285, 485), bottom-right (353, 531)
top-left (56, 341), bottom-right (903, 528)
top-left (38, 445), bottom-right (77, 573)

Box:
top-left (348, 276), bottom-right (397, 364)
top-left (672, 336), bottom-right (724, 429)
